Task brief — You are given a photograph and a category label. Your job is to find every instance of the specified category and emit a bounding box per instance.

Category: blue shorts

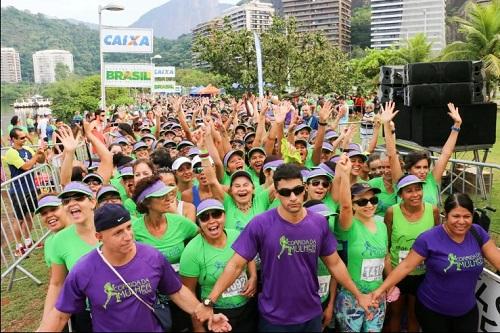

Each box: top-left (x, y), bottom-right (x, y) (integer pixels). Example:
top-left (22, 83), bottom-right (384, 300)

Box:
top-left (335, 287), bottom-right (386, 332)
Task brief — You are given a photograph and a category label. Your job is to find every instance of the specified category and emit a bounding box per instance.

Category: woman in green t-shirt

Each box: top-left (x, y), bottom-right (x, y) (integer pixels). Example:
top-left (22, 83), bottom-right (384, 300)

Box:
top-left (131, 175), bottom-right (199, 332)
top-left (384, 175), bottom-right (440, 332)
top-left (381, 101), bottom-right (462, 206)
top-left (180, 199), bottom-right (257, 332)
top-left (334, 155), bottom-right (394, 332)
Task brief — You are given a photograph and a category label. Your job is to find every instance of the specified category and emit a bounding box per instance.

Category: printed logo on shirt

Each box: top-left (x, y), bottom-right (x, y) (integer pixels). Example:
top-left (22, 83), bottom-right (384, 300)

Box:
top-left (443, 252), bottom-right (484, 273)
top-left (277, 235), bottom-right (317, 259)
top-left (102, 278), bottom-right (153, 309)
top-left (361, 241), bottom-right (386, 257)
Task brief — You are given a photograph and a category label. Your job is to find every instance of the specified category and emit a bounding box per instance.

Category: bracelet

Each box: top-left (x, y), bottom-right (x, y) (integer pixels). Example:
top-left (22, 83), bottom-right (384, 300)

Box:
top-left (451, 126), bottom-right (461, 132)
top-left (318, 121), bottom-right (328, 126)
top-left (200, 149), bottom-right (209, 155)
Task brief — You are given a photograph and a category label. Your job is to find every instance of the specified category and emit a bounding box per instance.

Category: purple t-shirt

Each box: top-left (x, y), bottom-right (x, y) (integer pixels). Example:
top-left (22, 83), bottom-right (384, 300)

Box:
top-left (56, 243), bottom-right (182, 332)
top-left (232, 208), bottom-right (337, 325)
top-left (412, 224), bottom-right (489, 316)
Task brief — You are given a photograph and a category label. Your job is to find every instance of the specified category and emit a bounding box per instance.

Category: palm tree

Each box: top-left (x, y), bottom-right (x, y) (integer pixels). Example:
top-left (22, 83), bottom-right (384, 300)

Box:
top-left (440, 0), bottom-right (500, 98)
top-left (396, 33), bottom-right (433, 63)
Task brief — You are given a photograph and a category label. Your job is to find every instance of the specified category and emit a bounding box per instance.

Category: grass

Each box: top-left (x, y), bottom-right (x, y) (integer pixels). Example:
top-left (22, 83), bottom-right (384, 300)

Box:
top-left (1, 111), bottom-right (499, 332)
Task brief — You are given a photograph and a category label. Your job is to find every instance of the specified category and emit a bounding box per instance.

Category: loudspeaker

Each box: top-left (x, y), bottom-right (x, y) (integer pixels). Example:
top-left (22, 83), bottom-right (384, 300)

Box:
top-left (404, 60), bottom-right (485, 85)
top-left (379, 85), bottom-right (404, 103)
top-left (410, 103), bottom-right (497, 147)
top-left (393, 102), bottom-right (412, 141)
top-left (404, 82), bottom-right (486, 107)
top-left (380, 66), bottom-right (404, 85)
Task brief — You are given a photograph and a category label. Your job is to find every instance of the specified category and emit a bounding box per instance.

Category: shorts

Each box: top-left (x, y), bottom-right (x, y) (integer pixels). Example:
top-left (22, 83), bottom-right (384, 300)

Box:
top-left (335, 287), bottom-right (386, 332)
top-left (397, 274), bottom-right (424, 296)
top-left (9, 189), bottom-right (38, 220)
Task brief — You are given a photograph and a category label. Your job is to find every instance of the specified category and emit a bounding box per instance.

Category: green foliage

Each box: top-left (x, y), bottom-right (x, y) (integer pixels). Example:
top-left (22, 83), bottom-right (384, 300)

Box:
top-left (1, 7), bottom-right (193, 82)
top-left (176, 68), bottom-right (226, 87)
top-left (0, 82), bottom-right (39, 102)
top-left (394, 33), bottom-right (433, 63)
top-left (440, 0), bottom-right (500, 97)
top-left (41, 75), bottom-right (132, 121)
top-left (351, 6), bottom-right (371, 48)
top-left (54, 63), bottom-right (71, 81)
top-left (194, 16), bottom-right (353, 96)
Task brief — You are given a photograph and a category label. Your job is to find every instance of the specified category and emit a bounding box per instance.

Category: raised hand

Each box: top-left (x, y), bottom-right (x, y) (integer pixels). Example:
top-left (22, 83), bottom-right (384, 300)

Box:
top-left (379, 101), bottom-right (400, 124)
top-left (274, 101), bottom-right (290, 124)
top-left (319, 100), bottom-right (333, 123)
top-left (447, 102), bottom-right (462, 126)
top-left (56, 124), bottom-right (81, 153)
top-left (335, 153), bottom-right (352, 175)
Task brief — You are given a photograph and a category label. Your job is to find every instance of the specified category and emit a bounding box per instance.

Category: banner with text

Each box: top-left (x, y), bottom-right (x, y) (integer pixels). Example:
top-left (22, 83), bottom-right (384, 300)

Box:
top-left (475, 268), bottom-right (500, 332)
top-left (101, 27), bottom-right (153, 53)
top-left (153, 81), bottom-right (177, 93)
top-left (104, 63), bottom-right (153, 88)
top-left (154, 66), bottom-right (176, 78)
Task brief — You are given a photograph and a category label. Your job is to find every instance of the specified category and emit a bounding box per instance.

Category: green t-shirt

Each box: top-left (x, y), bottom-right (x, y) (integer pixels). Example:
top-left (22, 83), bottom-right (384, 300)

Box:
top-left (7, 125), bottom-right (28, 134)
top-left (223, 190), bottom-right (270, 232)
top-left (50, 224), bottom-right (98, 271)
top-left (268, 198), bottom-right (281, 209)
top-left (221, 173), bottom-right (231, 186)
top-left (180, 229), bottom-right (249, 309)
top-left (110, 176), bottom-right (128, 202)
top-left (323, 194), bottom-right (339, 214)
top-left (317, 216), bottom-right (336, 303)
top-left (390, 202), bottom-right (435, 275)
top-left (132, 213), bottom-right (198, 270)
top-left (44, 232), bottom-right (56, 267)
top-left (368, 177), bottom-right (397, 217)
top-left (245, 166), bottom-right (262, 190)
top-left (304, 148), bottom-right (315, 168)
top-left (123, 197), bottom-right (140, 218)
top-left (335, 218), bottom-right (388, 293)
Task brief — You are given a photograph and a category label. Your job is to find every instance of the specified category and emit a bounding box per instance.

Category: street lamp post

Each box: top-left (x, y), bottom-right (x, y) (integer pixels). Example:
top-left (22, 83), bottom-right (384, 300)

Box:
top-left (149, 55), bottom-right (161, 95)
top-left (99, 3), bottom-right (124, 110)
top-left (150, 54), bottom-right (162, 65)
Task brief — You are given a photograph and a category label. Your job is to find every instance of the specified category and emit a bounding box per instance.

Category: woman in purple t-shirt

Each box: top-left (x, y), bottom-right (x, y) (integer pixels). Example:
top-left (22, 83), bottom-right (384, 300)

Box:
top-left (372, 193), bottom-right (500, 332)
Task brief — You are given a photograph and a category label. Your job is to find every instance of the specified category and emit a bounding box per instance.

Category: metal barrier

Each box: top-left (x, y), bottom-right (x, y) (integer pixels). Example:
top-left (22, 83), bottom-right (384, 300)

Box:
top-left (1, 163), bottom-right (62, 291)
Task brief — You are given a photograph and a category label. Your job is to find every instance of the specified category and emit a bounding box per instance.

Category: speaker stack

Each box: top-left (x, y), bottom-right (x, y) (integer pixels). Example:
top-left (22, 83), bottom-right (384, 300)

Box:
top-left (379, 60), bottom-right (496, 147)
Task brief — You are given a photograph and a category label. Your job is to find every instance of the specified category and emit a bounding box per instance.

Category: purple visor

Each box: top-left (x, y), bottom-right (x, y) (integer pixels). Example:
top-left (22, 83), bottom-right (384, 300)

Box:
top-left (136, 180), bottom-right (175, 204)
top-left (35, 195), bottom-right (61, 214)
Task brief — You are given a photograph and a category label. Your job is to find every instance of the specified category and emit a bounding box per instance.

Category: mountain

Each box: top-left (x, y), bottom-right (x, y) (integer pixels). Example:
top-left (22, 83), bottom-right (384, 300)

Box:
top-left (64, 18), bottom-right (98, 30)
top-left (131, 0), bottom-right (232, 39)
top-left (1, 7), bottom-right (192, 82)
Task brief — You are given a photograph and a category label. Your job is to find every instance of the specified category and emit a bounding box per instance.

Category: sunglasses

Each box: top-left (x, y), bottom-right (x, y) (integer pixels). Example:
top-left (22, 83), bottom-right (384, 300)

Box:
top-left (85, 180), bottom-right (102, 186)
top-left (277, 185), bottom-right (305, 197)
top-left (198, 210), bottom-right (224, 223)
top-left (310, 180), bottom-right (330, 188)
top-left (62, 195), bottom-right (88, 205)
top-left (194, 167), bottom-right (204, 174)
top-left (353, 197), bottom-right (379, 206)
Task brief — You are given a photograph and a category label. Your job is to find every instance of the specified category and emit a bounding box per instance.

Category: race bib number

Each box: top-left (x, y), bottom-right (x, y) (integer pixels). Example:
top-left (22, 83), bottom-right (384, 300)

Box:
top-left (399, 250), bottom-right (425, 271)
top-left (361, 258), bottom-right (384, 282)
top-left (318, 275), bottom-right (331, 298)
top-left (222, 272), bottom-right (248, 298)
top-left (171, 263), bottom-right (180, 272)
top-left (254, 254), bottom-right (261, 268)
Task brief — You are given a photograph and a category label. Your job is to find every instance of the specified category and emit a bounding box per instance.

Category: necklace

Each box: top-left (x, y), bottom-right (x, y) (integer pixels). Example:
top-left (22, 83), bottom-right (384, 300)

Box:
top-left (236, 201), bottom-right (252, 213)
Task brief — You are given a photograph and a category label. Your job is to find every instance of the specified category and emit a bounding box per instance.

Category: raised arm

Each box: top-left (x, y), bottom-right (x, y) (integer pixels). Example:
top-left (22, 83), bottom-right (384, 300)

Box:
top-left (312, 101), bottom-right (333, 165)
top-left (432, 103), bottom-right (462, 184)
top-left (380, 101), bottom-right (402, 182)
top-left (337, 154), bottom-right (354, 230)
top-left (252, 97), bottom-right (268, 148)
top-left (366, 115), bottom-right (381, 154)
top-left (56, 125), bottom-right (81, 186)
top-left (175, 97), bottom-right (194, 143)
top-left (84, 121), bottom-right (113, 184)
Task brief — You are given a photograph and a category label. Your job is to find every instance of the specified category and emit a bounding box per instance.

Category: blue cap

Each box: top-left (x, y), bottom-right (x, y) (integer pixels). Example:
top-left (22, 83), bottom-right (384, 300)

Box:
top-left (94, 204), bottom-right (131, 232)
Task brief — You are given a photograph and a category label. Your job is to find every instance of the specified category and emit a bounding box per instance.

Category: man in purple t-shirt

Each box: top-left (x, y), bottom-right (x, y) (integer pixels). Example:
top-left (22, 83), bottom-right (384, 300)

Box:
top-left (204, 164), bottom-right (373, 332)
top-left (38, 204), bottom-right (231, 332)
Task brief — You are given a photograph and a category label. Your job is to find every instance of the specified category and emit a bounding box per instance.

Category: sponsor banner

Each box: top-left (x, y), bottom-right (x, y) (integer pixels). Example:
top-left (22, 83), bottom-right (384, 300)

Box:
top-left (475, 268), bottom-right (500, 332)
top-left (175, 86), bottom-right (182, 93)
top-left (104, 63), bottom-right (153, 88)
top-left (153, 81), bottom-right (176, 93)
top-left (101, 27), bottom-right (153, 53)
top-left (154, 66), bottom-right (176, 78)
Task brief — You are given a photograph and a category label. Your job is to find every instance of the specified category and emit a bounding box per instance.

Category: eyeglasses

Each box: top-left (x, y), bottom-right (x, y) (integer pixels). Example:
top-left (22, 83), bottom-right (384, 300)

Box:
top-left (277, 185), bottom-right (305, 197)
top-left (310, 180), bottom-right (330, 188)
top-left (198, 210), bottom-right (224, 223)
top-left (194, 167), bottom-right (204, 174)
top-left (62, 195), bottom-right (88, 205)
top-left (353, 197), bottom-right (379, 207)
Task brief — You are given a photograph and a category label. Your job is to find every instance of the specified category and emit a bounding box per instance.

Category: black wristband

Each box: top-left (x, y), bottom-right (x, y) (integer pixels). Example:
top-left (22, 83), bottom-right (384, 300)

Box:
top-left (319, 121), bottom-right (328, 126)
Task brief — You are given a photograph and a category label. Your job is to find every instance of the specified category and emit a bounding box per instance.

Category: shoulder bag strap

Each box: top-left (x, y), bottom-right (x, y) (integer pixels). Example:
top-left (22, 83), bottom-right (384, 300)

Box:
top-left (469, 225), bottom-right (483, 248)
top-left (96, 248), bottom-right (154, 312)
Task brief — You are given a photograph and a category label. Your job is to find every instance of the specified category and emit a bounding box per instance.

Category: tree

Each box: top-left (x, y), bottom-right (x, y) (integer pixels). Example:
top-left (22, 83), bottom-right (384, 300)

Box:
top-left (351, 6), bottom-right (371, 48)
top-left (394, 33), bottom-right (433, 63)
top-left (176, 68), bottom-right (226, 87)
top-left (55, 63), bottom-right (71, 81)
top-left (440, 0), bottom-right (500, 97)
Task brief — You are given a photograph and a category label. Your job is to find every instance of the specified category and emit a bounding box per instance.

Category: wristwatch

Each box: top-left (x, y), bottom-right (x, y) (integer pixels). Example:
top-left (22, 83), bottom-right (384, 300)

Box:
top-left (202, 298), bottom-right (214, 307)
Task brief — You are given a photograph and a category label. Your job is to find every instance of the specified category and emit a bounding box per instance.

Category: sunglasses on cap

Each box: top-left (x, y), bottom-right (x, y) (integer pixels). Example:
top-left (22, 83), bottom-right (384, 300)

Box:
top-left (194, 167), bottom-right (204, 174)
top-left (309, 180), bottom-right (330, 188)
top-left (277, 185), bottom-right (305, 197)
top-left (61, 194), bottom-right (88, 205)
top-left (353, 197), bottom-right (379, 207)
top-left (198, 210), bottom-right (224, 223)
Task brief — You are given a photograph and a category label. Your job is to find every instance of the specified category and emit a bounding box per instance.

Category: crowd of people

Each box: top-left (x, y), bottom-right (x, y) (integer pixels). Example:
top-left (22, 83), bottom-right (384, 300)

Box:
top-left (2, 92), bottom-right (499, 332)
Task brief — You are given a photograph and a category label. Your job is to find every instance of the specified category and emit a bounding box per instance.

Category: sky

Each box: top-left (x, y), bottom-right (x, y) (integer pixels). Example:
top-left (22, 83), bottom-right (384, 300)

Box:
top-left (1, 0), bottom-right (240, 26)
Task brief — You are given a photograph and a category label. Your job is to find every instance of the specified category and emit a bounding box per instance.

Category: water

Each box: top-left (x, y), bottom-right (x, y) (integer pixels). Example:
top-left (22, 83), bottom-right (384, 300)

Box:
top-left (1, 102), bottom-right (46, 135)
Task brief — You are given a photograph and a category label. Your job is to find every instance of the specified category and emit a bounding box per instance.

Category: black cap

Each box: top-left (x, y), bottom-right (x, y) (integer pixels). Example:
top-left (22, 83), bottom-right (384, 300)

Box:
top-left (351, 183), bottom-right (381, 196)
top-left (94, 204), bottom-right (131, 232)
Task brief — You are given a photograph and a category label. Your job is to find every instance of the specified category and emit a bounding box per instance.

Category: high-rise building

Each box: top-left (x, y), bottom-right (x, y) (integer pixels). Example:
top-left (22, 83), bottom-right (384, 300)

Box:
top-left (32, 50), bottom-right (74, 83)
top-left (281, 0), bottom-right (352, 50)
top-left (192, 0), bottom-right (275, 68)
top-left (371, 0), bottom-right (446, 52)
top-left (1, 47), bottom-right (22, 83)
